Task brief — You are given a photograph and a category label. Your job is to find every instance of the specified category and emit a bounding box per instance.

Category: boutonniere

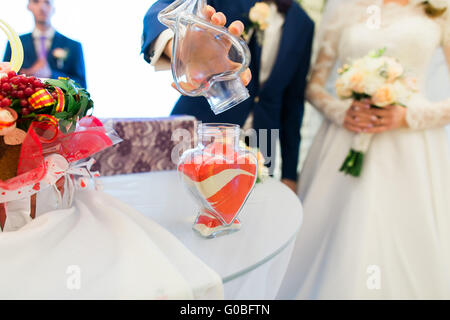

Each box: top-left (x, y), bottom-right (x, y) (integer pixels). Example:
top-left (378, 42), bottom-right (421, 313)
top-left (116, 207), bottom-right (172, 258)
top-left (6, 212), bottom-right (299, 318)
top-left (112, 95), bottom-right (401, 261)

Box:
top-left (243, 2), bottom-right (271, 46)
top-left (52, 48), bottom-right (69, 69)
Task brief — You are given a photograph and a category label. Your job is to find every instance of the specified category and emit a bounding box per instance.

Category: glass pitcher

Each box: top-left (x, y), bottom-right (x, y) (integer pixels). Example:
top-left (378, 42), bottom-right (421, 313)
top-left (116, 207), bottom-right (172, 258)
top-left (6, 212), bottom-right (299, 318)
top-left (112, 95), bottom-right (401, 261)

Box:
top-left (158, 0), bottom-right (251, 115)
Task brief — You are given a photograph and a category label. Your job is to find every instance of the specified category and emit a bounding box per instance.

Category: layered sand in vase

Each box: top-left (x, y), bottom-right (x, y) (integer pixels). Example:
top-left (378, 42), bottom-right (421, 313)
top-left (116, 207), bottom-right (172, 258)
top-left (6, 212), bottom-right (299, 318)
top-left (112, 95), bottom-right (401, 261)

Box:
top-left (180, 141), bottom-right (257, 228)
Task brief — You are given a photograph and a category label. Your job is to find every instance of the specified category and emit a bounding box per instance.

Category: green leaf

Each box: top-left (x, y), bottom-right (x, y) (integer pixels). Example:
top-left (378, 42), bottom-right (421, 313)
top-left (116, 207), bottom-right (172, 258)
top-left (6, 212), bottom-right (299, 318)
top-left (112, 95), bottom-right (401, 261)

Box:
top-left (75, 95), bottom-right (89, 118)
top-left (45, 79), bottom-right (69, 91)
top-left (21, 112), bottom-right (37, 119)
top-left (10, 99), bottom-right (21, 108)
top-left (54, 111), bottom-right (71, 119)
top-left (67, 81), bottom-right (79, 96)
top-left (369, 47), bottom-right (387, 58)
top-left (340, 149), bottom-right (364, 177)
top-left (67, 94), bottom-right (76, 113)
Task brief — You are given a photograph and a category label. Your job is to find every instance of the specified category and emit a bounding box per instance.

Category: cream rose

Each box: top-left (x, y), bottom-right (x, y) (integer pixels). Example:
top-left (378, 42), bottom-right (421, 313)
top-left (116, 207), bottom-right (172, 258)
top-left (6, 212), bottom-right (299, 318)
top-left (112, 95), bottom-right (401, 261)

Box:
top-left (372, 85), bottom-right (396, 107)
top-left (249, 2), bottom-right (270, 30)
top-left (336, 79), bottom-right (353, 98)
top-left (362, 75), bottom-right (385, 96)
top-left (349, 71), bottom-right (366, 94)
top-left (383, 57), bottom-right (404, 82)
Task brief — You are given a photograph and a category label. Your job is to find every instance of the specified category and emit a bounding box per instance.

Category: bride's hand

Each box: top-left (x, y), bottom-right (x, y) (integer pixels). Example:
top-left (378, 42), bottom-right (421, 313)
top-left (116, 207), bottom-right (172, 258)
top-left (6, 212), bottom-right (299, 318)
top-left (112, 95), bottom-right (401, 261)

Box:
top-left (344, 100), bottom-right (408, 133)
top-left (363, 105), bottom-right (408, 133)
top-left (344, 99), bottom-right (374, 133)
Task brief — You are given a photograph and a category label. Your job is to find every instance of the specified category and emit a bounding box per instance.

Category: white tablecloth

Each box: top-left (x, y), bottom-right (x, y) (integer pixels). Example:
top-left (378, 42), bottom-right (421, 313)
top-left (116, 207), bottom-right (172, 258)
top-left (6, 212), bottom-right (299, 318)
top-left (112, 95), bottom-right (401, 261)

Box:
top-left (100, 171), bottom-right (303, 299)
top-left (0, 189), bottom-right (223, 300)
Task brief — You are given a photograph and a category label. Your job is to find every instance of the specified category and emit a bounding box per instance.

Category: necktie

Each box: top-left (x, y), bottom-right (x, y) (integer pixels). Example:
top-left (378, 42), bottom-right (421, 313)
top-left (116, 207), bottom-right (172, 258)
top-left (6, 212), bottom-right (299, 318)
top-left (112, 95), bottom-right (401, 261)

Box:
top-left (39, 35), bottom-right (47, 59)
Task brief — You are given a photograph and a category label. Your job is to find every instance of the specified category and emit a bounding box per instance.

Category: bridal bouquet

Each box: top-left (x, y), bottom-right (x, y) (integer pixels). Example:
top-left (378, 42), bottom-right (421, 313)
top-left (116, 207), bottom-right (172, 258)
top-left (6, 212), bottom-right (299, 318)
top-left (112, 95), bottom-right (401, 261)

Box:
top-left (336, 49), bottom-right (418, 177)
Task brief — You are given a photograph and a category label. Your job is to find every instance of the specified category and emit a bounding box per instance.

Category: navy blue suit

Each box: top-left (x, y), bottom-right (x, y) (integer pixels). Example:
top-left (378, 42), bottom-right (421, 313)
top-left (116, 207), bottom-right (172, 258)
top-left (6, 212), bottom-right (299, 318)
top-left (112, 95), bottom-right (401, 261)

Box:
top-left (142, 0), bottom-right (314, 181)
top-left (3, 31), bottom-right (87, 89)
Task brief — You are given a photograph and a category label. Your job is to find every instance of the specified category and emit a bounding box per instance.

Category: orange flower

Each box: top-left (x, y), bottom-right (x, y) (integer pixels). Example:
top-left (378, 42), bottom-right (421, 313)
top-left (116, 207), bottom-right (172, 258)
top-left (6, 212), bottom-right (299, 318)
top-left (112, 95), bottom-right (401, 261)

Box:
top-left (372, 85), bottom-right (395, 107)
top-left (349, 72), bottom-right (365, 93)
top-left (336, 77), bottom-right (352, 98)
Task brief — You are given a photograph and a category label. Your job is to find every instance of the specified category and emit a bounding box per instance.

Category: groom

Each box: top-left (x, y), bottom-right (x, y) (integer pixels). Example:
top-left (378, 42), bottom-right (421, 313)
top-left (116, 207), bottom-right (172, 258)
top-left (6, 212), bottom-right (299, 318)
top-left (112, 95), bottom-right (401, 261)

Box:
top-left (142, 0), bottom-right (314, 191)
top-left (3, 0), bottom-right (86, 88)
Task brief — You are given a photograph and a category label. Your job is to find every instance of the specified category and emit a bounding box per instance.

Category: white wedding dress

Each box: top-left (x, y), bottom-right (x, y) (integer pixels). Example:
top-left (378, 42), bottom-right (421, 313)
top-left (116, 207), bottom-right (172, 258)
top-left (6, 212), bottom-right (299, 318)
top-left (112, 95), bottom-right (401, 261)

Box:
top-left (278, 0), bottom-right (450, 299)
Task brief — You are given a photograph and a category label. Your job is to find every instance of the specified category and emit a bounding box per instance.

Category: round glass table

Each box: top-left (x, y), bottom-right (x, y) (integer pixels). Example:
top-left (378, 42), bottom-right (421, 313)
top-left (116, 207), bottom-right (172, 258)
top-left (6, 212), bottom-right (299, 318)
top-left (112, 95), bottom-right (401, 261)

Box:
top-left (100, 170), bottom-right (303, 299)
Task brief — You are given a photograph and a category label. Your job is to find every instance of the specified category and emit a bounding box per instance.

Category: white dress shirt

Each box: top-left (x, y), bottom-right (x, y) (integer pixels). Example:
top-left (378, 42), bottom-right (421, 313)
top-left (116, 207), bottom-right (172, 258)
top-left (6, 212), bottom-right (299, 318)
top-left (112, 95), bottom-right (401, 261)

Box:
top-left (30, 27), bottom-right (55, 78)
top-left (32, 27), bottom-right (55, 56)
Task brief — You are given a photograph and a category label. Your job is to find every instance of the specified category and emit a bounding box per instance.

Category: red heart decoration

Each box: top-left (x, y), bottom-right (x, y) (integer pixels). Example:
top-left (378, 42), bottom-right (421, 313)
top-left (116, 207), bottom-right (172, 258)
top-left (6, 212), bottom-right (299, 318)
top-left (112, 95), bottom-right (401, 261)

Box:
top-left (180, 142), bottom-right (257, 226)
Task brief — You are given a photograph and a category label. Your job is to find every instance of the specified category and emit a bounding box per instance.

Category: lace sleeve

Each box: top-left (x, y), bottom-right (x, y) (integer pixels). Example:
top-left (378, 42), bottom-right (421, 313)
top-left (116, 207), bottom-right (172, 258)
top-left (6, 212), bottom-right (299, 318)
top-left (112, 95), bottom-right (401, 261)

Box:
top-left (406, 99), bottom-right (450, 130)
top-left (305, 4), bottom-right (352, 126)
top-left (406, 11), bottom-right (450, 130)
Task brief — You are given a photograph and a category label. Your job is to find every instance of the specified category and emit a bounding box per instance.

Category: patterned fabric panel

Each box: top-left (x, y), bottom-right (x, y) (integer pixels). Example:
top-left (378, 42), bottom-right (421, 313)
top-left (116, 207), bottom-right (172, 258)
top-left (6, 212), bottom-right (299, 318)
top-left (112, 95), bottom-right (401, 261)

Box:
top-left (92, 116), bottom-right (197, 176)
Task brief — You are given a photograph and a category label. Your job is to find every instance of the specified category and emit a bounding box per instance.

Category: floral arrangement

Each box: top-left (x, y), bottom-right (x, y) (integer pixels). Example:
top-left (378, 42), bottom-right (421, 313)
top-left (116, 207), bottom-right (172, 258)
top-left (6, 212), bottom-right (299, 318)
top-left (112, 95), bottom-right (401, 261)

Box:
top-left (0, 69), bottom-right (95, 178)
top-left (0, 19), bottom-right (115, 232)
top-left (0, 71), bottom-right (93, 134)
top-left (336, 48), bottom-right (418, 177)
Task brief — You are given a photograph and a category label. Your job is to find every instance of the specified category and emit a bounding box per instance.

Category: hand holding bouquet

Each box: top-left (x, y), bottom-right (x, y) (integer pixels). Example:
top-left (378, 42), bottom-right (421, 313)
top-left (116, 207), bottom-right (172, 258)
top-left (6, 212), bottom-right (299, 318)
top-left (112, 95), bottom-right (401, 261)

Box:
top-left (336, 49), bottom-right (418, 177)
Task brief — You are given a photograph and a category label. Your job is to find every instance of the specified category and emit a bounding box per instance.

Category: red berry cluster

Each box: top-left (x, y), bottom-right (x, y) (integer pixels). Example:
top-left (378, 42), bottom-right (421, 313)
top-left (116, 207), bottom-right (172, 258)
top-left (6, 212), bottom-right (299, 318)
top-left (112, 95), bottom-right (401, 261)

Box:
top-left (0, 71), bottom-right (46, 116)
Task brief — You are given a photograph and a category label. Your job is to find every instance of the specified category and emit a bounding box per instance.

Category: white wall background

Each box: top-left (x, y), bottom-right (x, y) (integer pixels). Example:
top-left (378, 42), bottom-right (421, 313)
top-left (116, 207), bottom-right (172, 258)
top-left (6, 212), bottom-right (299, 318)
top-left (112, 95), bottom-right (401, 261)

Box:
top-left (1, 0), bottom-right (449, 148)
top-left (0, 0), bottom-right (180, 118)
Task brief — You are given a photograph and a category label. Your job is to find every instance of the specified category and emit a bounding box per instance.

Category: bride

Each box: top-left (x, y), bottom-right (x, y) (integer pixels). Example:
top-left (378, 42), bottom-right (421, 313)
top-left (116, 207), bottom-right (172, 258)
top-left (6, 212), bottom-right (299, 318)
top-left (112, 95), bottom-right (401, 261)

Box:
top-left (278, 0), bottom-right (450, 299)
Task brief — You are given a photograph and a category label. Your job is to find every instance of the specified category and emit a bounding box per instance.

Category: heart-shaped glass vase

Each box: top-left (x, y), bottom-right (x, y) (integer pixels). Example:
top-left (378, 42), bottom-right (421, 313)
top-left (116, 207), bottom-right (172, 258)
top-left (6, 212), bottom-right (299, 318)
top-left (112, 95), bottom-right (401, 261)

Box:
top-left (178, 123), bottom-right (257, 238)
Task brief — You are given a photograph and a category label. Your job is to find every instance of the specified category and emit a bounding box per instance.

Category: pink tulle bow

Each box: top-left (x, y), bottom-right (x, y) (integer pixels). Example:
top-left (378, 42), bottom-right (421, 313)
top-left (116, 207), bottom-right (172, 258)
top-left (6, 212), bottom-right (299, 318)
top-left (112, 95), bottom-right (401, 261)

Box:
top-left (0, 116), bottom-right (113, 191)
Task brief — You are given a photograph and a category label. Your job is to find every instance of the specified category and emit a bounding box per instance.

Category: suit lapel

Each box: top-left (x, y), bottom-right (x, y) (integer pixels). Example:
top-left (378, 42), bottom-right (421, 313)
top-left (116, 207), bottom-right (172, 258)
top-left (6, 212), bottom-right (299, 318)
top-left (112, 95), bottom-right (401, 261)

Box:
top-left (47, 32), bottom-right (62, 64)
top-left (249, 31), bottom-right (262, 86)
top-left (22, 34), bottom-right (37, 68)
